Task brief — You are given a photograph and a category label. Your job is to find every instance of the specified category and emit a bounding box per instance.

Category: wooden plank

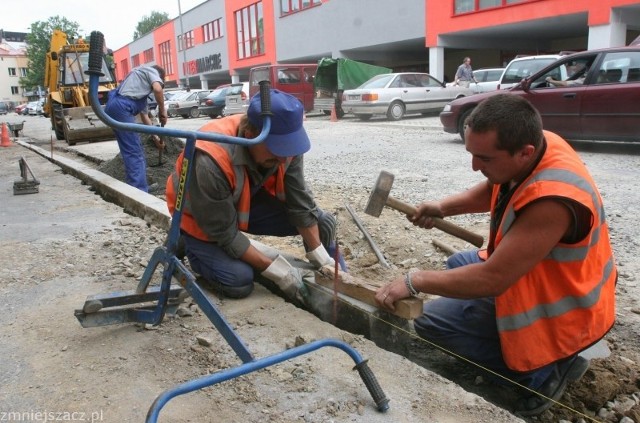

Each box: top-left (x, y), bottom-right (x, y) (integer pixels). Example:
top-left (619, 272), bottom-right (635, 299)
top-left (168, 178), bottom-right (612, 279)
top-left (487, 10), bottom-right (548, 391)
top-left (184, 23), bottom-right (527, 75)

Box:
top-left (314, 267), bottom-right (423, 320)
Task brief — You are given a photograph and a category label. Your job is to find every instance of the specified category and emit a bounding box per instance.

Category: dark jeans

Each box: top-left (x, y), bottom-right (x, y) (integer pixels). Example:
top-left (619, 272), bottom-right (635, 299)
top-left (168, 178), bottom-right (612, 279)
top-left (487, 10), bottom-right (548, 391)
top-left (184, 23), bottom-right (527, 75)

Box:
top-left (184, 189), bottom-right (336, 295)
top-left (413, 250), bottom-right (555, 390)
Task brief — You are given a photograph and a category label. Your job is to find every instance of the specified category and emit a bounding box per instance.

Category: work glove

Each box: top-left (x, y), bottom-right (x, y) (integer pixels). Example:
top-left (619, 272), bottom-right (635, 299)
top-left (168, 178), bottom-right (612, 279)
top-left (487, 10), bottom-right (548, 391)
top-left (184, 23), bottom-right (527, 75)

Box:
top-left (305, 245), bottom-right (335, 269)
top-left (261, 255), bottom-right (309, 304)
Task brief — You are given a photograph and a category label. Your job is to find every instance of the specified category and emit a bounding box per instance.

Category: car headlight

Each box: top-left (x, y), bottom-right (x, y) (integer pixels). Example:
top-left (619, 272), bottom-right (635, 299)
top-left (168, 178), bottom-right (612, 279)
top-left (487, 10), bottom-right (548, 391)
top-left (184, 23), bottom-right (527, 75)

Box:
top-left (442, 104), bottom-right (452, 112)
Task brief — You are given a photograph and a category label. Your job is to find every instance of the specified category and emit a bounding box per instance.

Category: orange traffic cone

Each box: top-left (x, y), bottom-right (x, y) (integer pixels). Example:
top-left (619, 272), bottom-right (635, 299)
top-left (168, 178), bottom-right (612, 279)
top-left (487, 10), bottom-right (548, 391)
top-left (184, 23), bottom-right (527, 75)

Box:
top-left (330, 103), bottom-right (338, 122)
top-left (1, 123), bottom-right (13, 147)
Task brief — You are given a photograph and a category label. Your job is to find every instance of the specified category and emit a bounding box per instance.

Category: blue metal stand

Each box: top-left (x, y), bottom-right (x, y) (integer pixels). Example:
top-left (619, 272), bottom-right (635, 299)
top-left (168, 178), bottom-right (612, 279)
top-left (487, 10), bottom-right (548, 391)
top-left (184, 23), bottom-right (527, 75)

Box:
top-left (76, 31), bottom-right (389, 422)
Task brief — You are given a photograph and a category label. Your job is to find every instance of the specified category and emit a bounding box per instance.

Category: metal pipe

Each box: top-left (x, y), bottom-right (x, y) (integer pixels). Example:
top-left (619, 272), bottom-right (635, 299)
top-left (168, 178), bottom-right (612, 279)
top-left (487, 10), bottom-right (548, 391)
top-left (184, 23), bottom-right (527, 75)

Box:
top-left (177, 0), bottom-right (190, 90)
top-left (146, 338), bottom-right (389, 422)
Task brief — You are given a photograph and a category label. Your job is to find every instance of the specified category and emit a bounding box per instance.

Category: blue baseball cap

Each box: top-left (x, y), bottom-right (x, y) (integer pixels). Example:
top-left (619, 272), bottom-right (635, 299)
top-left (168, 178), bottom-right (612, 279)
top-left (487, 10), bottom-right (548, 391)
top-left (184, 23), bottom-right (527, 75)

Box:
top-left (247, 89), bottom-right (311, 157)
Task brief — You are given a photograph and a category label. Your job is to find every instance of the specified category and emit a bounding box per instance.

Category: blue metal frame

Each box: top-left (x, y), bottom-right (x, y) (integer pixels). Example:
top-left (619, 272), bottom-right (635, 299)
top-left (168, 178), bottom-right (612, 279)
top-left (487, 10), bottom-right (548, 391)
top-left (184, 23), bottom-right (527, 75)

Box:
top-left (80, 30), bottom-right (388, 422)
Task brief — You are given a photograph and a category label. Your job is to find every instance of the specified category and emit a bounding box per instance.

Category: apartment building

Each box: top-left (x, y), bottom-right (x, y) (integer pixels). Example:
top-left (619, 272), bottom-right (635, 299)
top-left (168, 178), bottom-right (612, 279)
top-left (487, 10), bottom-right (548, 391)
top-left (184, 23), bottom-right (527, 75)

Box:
top-left (0, 31), bottom-right (29, 105)
top-left (113, 0), bottom-right (640, 90)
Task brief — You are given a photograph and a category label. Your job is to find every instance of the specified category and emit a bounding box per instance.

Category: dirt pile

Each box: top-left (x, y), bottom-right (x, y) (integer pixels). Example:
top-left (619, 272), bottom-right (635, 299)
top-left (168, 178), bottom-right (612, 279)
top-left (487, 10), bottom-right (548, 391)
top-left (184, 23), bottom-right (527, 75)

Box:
top-left (98, 134), bottom-right (184, 195)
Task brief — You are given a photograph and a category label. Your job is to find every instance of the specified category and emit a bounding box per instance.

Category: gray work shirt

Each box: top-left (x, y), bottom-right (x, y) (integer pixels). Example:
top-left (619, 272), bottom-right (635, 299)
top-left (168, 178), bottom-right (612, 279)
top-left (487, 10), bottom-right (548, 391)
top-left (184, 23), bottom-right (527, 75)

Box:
top-left (117, 66), bottom-right (163, 100)
top-left (188, 145), bottom-right (320, 259)
top-left (455, 64), bottom-right (474, 81)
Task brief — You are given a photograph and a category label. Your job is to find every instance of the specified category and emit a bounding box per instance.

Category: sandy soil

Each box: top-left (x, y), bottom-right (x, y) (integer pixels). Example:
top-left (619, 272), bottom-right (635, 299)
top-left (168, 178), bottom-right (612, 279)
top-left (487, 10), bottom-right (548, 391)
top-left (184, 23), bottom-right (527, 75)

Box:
top-left (3, 114), bottom-right (639, 423)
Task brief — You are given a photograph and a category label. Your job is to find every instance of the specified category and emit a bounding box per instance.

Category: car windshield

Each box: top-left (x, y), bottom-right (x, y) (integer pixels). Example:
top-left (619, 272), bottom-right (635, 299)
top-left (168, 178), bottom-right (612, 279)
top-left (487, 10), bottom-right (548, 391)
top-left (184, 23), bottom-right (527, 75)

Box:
top-left (358, 74), bottom-right (395, 89)
top-left (165, 91), bottom-right (185, 100)
top-left (210, 87), bottom-right (226, 97)
top-left (228, 85), bottom-right (244, 95)
top-left (503, 58), bottom-right (558, 84)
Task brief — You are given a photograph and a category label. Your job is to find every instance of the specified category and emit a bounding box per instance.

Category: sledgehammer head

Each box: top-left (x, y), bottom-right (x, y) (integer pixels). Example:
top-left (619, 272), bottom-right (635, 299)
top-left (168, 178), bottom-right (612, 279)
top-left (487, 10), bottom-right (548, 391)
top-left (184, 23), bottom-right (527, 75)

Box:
top-left (364, 171), bottom-right (395, 217)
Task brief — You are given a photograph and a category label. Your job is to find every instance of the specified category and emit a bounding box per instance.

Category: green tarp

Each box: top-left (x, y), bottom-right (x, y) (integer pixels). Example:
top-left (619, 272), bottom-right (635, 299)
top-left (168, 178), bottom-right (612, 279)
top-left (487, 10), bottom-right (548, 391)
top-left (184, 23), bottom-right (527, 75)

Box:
top-left (314, 58), bottom-right (391, 91)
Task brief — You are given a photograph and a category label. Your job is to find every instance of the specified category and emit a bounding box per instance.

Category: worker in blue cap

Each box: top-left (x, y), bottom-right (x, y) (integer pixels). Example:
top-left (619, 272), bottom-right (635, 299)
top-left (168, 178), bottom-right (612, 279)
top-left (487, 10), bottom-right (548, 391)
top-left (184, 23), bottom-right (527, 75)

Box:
top-left (166, 89), bottom-right (342, 303)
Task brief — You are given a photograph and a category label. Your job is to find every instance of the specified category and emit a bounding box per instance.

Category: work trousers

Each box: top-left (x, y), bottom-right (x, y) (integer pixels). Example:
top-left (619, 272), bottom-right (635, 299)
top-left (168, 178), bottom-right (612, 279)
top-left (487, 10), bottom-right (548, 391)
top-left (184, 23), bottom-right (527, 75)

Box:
top-left (413, 249), bottom-right (556, 390)
top-left (183, 189), bottom-right (337, 297)
top-left (104, 91), bottom-right (149, 192)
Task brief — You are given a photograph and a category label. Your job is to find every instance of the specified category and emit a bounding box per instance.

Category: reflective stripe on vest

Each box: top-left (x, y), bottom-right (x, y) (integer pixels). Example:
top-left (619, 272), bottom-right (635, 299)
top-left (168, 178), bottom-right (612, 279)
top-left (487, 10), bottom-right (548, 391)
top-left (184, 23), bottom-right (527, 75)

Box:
top-left (492, 131), bottom-right (616, 371)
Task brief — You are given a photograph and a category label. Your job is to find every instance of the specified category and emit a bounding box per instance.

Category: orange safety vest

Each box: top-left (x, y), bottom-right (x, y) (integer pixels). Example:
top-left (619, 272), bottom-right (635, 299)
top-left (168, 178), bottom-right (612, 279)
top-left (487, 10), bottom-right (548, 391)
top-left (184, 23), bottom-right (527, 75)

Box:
top-left (490, 131), bottom-right (616, 371)
top-left (166, 115), bottom-right (288, 241)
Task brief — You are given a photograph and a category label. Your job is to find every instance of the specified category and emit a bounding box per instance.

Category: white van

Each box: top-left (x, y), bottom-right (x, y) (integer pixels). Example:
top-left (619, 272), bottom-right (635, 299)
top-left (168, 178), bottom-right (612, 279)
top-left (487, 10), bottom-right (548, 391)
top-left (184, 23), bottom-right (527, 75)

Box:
top-left (498, 55), bottom-right (566, 90)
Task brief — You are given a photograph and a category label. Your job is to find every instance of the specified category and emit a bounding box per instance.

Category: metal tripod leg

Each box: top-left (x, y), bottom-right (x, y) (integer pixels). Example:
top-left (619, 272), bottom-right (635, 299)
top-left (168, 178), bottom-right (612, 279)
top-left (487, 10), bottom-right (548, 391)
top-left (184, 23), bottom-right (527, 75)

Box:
top-left (146, 338), bottom-right (389, 423)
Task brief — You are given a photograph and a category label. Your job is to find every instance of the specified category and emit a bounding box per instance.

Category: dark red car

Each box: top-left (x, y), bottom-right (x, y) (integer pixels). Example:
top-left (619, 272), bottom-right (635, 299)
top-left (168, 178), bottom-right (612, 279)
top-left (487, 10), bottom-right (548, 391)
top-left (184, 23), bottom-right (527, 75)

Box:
top-left (440, 46), bottom-right (640, 142)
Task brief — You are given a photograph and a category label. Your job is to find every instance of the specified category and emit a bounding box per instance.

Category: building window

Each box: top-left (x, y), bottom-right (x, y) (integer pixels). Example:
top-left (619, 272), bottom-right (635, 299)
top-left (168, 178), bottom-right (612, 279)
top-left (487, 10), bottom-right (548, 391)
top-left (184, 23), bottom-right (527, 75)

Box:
top-left (8, 67), bottom-right (17, 76)
top-left (11, 86), bottom-right (19, 95)
top-left (20, 68), bottom-right (27, 77)
top-left (177, 30), bottom-right (195, 51)
top-left (143, 48), bottom-right (154, 63)
top-left (131, 54), bottom-right (140, 68)
top-left (203, 18), bottom-right (223, 42)
top-left (119, 59), bottom-right (129, 77)
top-left (281, 0), bottom-right (320, 16)
top-left (159, 41), bottom-right (173, 75)
top-left (236, 2), bottom-right (264, 60)
top-left (455, 0), bottom-right (532, 14)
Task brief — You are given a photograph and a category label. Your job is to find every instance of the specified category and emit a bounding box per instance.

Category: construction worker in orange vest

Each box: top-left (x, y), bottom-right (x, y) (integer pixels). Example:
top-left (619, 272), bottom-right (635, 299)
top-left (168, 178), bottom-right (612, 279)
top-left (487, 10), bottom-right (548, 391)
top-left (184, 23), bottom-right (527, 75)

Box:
top-left (375, 94), bottom-right (616, 417)
top-left (166, 90), bottom-right (342, 304)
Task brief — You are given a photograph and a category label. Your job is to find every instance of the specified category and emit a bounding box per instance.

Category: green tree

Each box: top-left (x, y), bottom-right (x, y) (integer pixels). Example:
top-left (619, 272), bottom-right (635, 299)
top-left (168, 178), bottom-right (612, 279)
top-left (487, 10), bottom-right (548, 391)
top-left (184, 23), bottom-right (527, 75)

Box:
top-left (133, 11), bottom-right (169, 40)
top-left (21, 16), bottom-right (81, 91)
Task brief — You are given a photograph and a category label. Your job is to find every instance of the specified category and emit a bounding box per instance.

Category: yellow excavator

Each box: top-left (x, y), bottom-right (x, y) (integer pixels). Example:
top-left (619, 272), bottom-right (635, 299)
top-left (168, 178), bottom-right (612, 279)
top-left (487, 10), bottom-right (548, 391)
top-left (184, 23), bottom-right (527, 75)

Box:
top-left (43, 29), bottom-right (117, 145)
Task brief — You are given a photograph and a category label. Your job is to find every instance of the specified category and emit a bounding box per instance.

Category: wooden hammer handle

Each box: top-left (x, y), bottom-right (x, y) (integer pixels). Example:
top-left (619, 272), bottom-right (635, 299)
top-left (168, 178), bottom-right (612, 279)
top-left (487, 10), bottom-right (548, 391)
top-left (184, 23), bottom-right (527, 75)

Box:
top-left (386, 196), bottom-right (484, 248)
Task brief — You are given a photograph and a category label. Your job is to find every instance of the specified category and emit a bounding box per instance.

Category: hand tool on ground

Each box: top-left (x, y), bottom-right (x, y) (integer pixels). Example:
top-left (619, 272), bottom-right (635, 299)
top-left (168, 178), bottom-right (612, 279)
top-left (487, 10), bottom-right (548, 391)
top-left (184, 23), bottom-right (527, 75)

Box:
top-left (13, 156), bottom-right (40, 195)
top-left (345, 203), bottom-right (390, 268)
top-left (149, 125), bottom-right (166, 167)
top-left (75, 31), bottom-right (389, 423)
top-left (365, 170), bottom-right (484, 248)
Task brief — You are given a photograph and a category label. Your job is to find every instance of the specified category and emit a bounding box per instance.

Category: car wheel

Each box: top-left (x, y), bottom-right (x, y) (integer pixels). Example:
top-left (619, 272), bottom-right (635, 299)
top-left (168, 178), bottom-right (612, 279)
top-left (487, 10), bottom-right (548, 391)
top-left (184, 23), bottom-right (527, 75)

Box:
top-left (189, 107), bottom-right (200, 118)
top-left (386, 101), bottom-right (405, 121)
top-left (458, 108), bottom-right (474, 141)
top-left (355, 114), bottom-right (372, 121)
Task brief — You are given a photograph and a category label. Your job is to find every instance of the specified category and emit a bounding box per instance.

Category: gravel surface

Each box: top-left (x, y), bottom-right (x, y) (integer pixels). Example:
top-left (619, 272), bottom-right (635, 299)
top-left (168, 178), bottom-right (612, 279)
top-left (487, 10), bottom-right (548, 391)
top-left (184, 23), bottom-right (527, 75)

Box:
top-left (5, 112), bottom-right (640, 422)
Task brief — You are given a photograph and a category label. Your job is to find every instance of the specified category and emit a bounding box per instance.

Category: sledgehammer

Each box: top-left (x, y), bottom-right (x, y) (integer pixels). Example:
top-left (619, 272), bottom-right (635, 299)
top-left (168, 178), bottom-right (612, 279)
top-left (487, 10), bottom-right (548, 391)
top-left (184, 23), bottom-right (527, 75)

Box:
top-left (364, 170), bottom-right (484, 248)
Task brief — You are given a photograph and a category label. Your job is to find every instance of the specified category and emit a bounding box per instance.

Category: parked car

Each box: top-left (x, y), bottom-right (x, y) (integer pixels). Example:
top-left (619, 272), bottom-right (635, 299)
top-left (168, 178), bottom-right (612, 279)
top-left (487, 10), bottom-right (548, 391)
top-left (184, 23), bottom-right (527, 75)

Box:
top-left (14, 103), bottom-right (28, 115)
top-left (25, 100), bottom-right (43, 116)
top-left (164, 91), bottom-right (192, 117)
top-left (341, 72), bottom-right (474, 121)
top-left (198, 84), bottom-right (232, 118)
top-left (440, 46), bottom-right (640, 142)
top-left (471, 68), bottom-right (504, 93)
top-left (0, 101), bottom-right (8, 115)
top-left (222, 82), bottom-right (250, 116)
top-left (166, 89), bottom-right (212, 118)
top-left (497, 54), bottom-right (568, 90)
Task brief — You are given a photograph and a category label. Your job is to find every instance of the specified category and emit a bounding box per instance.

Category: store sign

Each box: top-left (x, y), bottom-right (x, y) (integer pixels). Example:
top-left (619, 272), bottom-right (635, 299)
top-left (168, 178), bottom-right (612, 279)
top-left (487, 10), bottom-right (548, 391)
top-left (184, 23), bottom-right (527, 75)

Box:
top-left (184, 53), bottom-right (222, 75)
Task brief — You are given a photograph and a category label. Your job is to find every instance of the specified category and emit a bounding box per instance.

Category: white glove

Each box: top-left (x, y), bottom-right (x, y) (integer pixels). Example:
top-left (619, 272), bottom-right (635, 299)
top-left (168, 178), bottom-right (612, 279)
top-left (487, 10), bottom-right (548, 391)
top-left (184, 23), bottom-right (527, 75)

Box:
top-left (305, 245), bottom-right (335, 269)
top-left (261, 255), bottom-right (309, 303)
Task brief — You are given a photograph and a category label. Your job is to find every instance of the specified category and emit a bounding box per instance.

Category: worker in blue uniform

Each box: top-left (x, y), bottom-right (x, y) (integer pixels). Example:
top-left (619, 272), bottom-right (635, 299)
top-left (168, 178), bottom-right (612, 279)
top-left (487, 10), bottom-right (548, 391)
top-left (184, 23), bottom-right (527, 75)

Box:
top-left (105, 65), bottom-right (168, 192)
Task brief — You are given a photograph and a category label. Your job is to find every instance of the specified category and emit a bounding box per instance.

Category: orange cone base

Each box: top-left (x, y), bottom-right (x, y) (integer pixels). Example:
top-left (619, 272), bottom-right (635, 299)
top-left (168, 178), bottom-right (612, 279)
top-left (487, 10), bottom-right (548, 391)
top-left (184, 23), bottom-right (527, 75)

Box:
top-left (1, 123), bottom-right (13, 147)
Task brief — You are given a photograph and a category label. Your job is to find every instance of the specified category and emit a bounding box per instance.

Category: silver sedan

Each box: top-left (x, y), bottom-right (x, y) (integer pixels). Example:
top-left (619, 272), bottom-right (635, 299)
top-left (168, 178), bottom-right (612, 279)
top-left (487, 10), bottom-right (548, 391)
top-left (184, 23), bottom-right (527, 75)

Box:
top-left (341, 72), bottom-right (474, 121)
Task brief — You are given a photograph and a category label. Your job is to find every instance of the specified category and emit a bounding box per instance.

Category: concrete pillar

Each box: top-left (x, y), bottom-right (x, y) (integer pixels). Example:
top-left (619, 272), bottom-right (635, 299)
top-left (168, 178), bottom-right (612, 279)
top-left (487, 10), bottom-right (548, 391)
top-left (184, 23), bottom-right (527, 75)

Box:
top-left (588, 10), bottom-right (626, 50)
top-left (429, 46), bottom-right (445, 82)
top-left (200, 76), bottom-right (209, 90)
